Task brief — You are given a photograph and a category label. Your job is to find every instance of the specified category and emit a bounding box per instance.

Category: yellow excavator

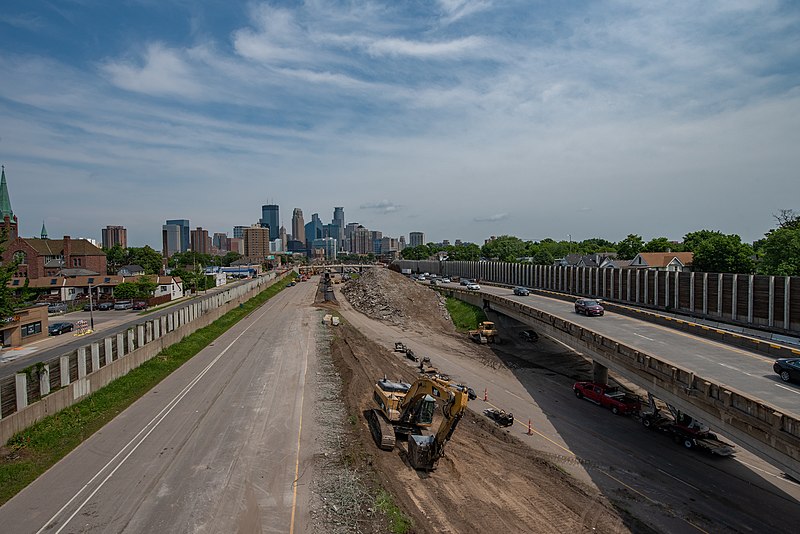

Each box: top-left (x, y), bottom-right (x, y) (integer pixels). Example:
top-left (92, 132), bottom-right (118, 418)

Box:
top-left (366, 375), bottom-right (470, 470)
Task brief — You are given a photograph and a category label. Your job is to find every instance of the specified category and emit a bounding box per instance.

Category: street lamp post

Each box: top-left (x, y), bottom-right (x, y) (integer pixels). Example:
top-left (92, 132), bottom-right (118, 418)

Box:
top-left (88, 284), bottom-right (96, 330)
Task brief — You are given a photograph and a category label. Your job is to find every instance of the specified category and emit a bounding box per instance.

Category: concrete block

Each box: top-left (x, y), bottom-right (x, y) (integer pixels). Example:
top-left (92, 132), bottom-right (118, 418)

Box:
top-left (105, 337), bottom-right (114, 364)
top-left (91, 343), bottom-right (100, 371)
top-left (78, 347), bottom-right (87, 378)
top-left (15, 374), bottom-right (27, 411)
top-left (117, 333), bottom-right (125, 358)
top-left (40, 365), bottom-right (50, 396)
top-left (60, 356), bottom-right (70, 387)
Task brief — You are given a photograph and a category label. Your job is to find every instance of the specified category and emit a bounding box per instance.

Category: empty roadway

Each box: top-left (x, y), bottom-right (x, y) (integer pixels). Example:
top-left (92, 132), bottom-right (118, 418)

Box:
top-left (0, 277), bottom-right (318, 533)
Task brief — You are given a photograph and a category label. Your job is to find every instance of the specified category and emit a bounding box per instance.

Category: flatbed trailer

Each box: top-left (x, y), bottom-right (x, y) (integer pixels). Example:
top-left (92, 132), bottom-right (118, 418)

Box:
top-left (641, 394), bottom-right (734, 456)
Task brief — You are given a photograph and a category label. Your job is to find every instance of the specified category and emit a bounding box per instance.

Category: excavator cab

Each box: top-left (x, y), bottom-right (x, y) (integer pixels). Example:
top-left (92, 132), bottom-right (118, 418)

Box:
top-left (413, 394), bottom-right (436, 426)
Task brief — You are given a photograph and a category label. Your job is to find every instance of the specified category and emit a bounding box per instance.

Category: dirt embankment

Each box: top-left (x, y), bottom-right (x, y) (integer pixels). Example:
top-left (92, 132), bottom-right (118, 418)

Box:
top-left (327, 269), bottom-right (631, 534)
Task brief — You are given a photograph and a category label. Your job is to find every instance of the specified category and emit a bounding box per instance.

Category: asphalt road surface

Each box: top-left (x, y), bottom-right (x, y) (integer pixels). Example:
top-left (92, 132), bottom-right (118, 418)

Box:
top-left (335, 285), bottom-right (800, 534)
top-left (447, 282), bottom-right (800, 416)
top-left (0, 278), bottom-right (319, 534)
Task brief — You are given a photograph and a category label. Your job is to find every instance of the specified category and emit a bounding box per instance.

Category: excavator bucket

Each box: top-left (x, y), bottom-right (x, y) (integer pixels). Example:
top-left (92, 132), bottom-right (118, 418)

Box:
top-left (407, 434), bottom-right (437, 470)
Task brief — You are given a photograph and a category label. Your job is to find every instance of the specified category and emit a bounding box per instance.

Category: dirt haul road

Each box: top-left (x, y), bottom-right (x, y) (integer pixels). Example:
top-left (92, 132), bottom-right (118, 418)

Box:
top-left (326, 269), bottom-right (631, 533)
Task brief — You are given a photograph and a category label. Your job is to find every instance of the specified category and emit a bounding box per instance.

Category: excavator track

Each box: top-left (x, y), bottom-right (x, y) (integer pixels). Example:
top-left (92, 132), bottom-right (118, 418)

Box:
top-left (366, 409), bottom-right (396, 450)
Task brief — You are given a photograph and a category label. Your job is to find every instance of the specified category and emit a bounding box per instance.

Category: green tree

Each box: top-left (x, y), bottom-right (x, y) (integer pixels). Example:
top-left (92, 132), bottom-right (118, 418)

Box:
top-left (135, 276), bottom-right (158, 298)
top-left (0, 248), bottom-right (20, 318)
top-left (481, 235), bottom-right (526, 262)
top-left (642, 237), bottom-right (675, 253)
top-left (757, 227), bottom-right (800, 276)
top-left (532, 249), bottom-right (554, 265)
top-left (400, 245), bottom-right (430, 260)
top-left (692, 234), bottom-right (754, 274)
top-left (682, 230), bottom-right (723, 252)
top-left (113, 282), bottom-right (139, 300)
top-left (616, 234), bottom-right (644, 260)
top-left (221, 251), bottom-right (242, 266)
top-left (128, 246), bottom-right (165, 274)
top-left (103, 244), bottom-right (127, 274)
top-left (446, 243), bottom-right (481, 261)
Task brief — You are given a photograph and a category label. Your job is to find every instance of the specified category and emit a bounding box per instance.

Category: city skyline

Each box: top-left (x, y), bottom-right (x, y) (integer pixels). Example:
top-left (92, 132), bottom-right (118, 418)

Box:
top-left (2, 2), bottom-right (799, 246)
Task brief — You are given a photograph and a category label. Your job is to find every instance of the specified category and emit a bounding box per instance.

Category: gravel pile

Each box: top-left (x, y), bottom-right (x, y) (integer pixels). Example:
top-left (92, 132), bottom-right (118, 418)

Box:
top-left (340, 268), bottom-right (453, 332)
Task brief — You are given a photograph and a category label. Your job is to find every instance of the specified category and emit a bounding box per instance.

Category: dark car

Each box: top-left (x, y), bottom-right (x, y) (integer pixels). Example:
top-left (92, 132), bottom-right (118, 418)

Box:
top-left (513, 286), bottom-right (530, 296)
top-left (575, 298), bottom-right (604, 316)
top-left (48, 322), bottom-right (74, 335)
top-left (132, 301), bottom-right (148, 310)
top-left (97, 302), bottom-right (114, 311)
top-left (519, 329), bottom-right (539, 342)
top-left (774, 358), bottom-right (800, 383)
top-left (83, 303), bottom-right (96, 311)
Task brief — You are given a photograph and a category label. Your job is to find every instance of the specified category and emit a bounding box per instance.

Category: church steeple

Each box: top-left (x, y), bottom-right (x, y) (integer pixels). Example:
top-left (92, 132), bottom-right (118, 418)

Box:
top-left (0, 165), bottom-right (13, 220)
top-left (0, 165), bottom-right (18, 241)
top-left (41, 220), bottom-right (48, 239)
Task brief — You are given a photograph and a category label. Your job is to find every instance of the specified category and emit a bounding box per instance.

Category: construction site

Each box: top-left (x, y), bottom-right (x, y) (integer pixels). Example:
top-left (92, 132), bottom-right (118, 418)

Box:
top-left (313, 268), bottom-right (638, 533)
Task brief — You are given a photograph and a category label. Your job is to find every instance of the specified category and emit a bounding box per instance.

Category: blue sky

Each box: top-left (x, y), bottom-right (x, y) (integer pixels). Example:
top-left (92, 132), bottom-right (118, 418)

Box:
top-left (1, 0), bottom-right (799, 248)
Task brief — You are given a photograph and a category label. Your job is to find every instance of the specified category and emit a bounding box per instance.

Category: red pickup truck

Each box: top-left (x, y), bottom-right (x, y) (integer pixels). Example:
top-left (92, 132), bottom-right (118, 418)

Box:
top-left (573, 381), bottom-right (641, 415)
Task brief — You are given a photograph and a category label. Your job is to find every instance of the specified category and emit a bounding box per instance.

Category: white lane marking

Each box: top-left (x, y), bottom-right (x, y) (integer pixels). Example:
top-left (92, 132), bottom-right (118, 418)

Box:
top-left (633, 333), bottom-right (655, 342)
top-left (505, 389), bottom-right (525, 401)
top-left (775, 383), bottom-right (800, 396)
top-left (737, 459), bottom-right (800, 487)
top-left (38, 303), bottom-right (274, 534)
top-left (657, 468), bottom-right (700, 491)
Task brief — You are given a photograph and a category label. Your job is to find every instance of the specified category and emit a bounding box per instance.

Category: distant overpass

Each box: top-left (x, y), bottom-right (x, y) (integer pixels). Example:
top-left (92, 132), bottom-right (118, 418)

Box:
top-left (445, 285), bottom-right (800, 482)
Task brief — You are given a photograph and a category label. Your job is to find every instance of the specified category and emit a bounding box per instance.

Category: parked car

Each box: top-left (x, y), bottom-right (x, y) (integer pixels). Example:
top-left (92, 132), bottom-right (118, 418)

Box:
top-left (774, 358), bottom-right (800, 383)
top-left (114, 300), bottom-right (133, 310)
top-left (519, 329), bottom-right (539, 342)
top-left (441, 277), bottom-right (451, 283)
top-left (132, 301), bottom-right (148, 310)
top-left (575, 298), bottom-right (604, 316)
top-left (48, 322), bottom-right (74, 335)
top-left (513, 286), bottom-right (530, 296)
top-left (466, 283), bottom-right (481, 291)
top-left (83, 303), bottom-right (96, 311)
top-left (97, 302), bottom-right (114, 311)
top-left (47, 302), bottom-right (68, 313)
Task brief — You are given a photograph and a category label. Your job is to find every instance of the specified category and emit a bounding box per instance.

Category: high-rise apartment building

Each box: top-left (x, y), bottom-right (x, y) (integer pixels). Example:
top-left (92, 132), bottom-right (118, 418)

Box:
top-left (243, 225), bottom-right (271, 258)
top-left (409, 232), bottom-right (425, 247)
top-left (352, 226), bottom-right (372, 255)
top-left (260, 204), bottom-right (279, 240)
top-left (291, 208), bottom-right (305, 244)
top-left (101, 225), bottom-right (127, 249)
top-left (190, 227), bottom-right (210, 254)
top-left (233, 225), bottom-right (246, 239)
top-left (166, 219), bottom-right (190, 252)
top-left (227, 237), bottom-right (244, 255)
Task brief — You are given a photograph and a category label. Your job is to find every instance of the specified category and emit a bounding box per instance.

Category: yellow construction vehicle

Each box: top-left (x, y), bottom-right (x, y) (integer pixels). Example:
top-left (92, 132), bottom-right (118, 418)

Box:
top-left (469, 321), bottom-right (499, 344)
top-left (366, 375), bottom-right (470, 470)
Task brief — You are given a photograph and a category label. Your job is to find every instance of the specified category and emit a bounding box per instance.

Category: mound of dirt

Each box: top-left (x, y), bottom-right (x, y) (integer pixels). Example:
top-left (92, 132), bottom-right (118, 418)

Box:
top-left (341, 268), bottom-right (454, 333)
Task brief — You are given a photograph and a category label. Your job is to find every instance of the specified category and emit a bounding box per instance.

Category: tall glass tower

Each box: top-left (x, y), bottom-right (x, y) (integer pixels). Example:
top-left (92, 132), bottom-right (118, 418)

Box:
top-left (261, 205), bottom-right (279, 240)
top-left (166, 219), bottom-right (190, 252)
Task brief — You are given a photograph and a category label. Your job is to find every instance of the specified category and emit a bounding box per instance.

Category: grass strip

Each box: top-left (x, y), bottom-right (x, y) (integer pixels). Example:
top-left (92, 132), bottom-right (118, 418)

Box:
top-left (0, 275), bottom-right (293, 505)
top-left (375, 489), bottom-right (413, 534)
top-left (445, 296), bottom-right (487, 331)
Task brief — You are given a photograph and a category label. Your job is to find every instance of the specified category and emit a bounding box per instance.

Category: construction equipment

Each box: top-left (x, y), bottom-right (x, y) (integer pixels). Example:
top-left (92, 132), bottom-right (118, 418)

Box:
top-left (418, 356), bottom-right (438, 375)
top-left (366, 375), bottom-right (470, 470)
top-left (469, 321), bottom-right (500, 344)
top-left (394, 342), bottom-right (408, 353)
top-left (483, 408), bottom-right (515, 427)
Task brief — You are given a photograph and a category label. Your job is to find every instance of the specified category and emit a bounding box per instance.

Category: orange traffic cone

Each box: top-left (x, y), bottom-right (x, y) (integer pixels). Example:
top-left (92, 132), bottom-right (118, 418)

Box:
top-left (527, 419), bottom-right (533, 435)
top-left (483, 388), bottom-right (488, 402)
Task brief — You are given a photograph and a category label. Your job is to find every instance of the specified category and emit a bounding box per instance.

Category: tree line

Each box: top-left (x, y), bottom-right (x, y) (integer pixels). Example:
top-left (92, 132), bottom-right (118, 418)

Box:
top-left (400, 210), bottom-right (800, 276)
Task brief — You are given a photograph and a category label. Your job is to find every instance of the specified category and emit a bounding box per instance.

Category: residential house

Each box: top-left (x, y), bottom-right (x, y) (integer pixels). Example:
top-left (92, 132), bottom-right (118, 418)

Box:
top-left (629, 252), bottom-right (694, 272)
top-left (118, 264), bottom-right (145, 277)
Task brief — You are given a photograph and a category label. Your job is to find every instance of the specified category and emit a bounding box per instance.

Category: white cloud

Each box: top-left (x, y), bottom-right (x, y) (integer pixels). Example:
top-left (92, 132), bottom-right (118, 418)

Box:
top-left (438, 0), bottom-right (493, 25)
top-left (360, 200), bottom-right (402, 214)
top-left (363, 36), bottom-right (488, 58)
top-left (101, 43), bottom-right (204, 98)
top-left (474, 213), bottom-right (508, 222)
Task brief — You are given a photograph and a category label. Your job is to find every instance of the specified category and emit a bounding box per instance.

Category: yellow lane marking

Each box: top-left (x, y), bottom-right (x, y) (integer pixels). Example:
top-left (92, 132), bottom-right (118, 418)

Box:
top-left (483, 399), bottom-right (573, 455)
